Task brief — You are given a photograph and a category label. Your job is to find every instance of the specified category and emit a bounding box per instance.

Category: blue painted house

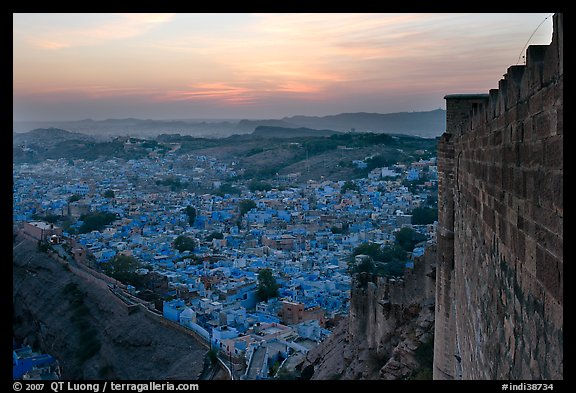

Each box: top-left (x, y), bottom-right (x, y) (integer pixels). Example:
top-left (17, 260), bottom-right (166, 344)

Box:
top-left (163, 299), bottom-right (186, 322)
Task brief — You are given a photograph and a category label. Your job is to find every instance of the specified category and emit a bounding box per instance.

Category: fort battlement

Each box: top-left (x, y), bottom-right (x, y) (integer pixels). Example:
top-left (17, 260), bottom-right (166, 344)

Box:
top-left (434, 14), bottom-right (562, 380)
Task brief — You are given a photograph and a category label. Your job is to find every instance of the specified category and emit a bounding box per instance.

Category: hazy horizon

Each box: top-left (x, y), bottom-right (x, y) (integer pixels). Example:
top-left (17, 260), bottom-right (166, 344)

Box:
top-left (12, 107), bottom-right (447, 126)
top-left (14, 13), bottom-right (553, 122)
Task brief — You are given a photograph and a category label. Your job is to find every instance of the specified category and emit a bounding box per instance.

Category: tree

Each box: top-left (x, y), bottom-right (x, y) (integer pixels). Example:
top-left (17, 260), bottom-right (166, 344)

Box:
top-left (394, 227), bottom-right (427, 252)
top-left (300, 365), bottom-right (315, 380)
top-left (68, 194), bottom-right (82, 203)
top-left (207, 349), bottom-right (218, 366)
top-left (239, 199), bottom-right (257, 216)
top-left (350, 242), bottom-right (384, 262)
top-left (365, 154), bottom-right (396, 171)
top-left (249, 180), bottom-right (272, 192)
top-left (352, 255), bottom-right (376, 275)
top-left (37, 241), bottom-right (50, 253)
top-left (349, 242), bottom-right (408, 279)
top-left (103, 189), bottom-right (115, 198)
top-left (330, 222), bottom-right (349, 234)
top-left (215, 183), bottom-right (241, 196)
top-left (78, 211), bottom-right (118, 234)
top-left (206, 231), bottom-right (224, 241)
top-left (340, 180), bottom-right (359, 194)
top-left (184, 206), bottom-right (196, 226)
top-left (102, 254), bottom-right (142, 285)
top-left (174, 235), bottom-right (196, 253)
top-left (256, 268), bottom-right (279, 302)
top-left (411, 207), bottom-right (438, 225)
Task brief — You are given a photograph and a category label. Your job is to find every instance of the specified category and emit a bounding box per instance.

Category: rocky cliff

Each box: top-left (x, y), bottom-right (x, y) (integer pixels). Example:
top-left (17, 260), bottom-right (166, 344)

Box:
top-left (303, 245), bottom-right (436, 380)
top-left (13, 232), bottom-right (219, 380)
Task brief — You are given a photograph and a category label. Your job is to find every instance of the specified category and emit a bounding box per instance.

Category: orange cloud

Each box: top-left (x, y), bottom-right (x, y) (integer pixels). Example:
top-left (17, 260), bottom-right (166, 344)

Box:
top-left (160, 83), bottom-right (255, 105)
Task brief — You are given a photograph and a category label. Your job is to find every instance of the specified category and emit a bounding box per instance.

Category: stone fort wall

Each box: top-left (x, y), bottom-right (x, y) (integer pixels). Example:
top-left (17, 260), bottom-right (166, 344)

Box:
top-left (433, 14), bottom-right (562, 380)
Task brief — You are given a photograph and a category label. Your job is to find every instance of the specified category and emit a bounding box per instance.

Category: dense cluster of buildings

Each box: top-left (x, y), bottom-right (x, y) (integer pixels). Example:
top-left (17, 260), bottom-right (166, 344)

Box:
top-left (13, 148), bottom-right (437, 379)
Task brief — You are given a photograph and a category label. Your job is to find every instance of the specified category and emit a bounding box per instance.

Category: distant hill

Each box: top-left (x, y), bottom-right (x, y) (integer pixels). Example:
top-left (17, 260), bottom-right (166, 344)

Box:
top-left (281, 109), bottom-right (446, 138)
top-left (252, 126), bottom-right (341, 138)
top-left (237, 119), bottom-right (300, 132)
top-left (13, 109), bottom-right (446, 139)
top-left (12, 126), bottom-right (438, 183)
top-left (12, 127), bottom-right (95, 147)
top-left (12, 119), bottom-right (240, 140)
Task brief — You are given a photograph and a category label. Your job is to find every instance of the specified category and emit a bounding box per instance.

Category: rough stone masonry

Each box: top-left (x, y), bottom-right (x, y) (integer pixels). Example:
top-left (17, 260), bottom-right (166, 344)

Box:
top-left (433, 14), bottom-right (563, 380)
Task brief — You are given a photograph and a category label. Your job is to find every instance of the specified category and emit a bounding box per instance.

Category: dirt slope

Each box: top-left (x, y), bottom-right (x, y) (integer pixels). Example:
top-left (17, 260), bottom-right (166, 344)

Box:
top-left (13, 233), bottom-right (211, 380)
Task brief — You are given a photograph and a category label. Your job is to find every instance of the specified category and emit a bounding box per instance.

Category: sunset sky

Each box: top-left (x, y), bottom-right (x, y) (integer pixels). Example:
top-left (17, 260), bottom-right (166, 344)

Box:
top-left (13, 13), bottom-right (554, 121)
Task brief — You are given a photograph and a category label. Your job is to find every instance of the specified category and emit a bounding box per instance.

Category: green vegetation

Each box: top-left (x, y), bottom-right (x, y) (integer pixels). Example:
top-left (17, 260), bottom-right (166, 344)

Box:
top-left (102, 189), bottom-right (115, 198)
top-left (268, 357), bottom-right (285, 377)
top-left (174, 235), bottom-right (196, 253)
top-left (276, 367), bottom-right (298, 380)
top-left (244, 147), bottom-right (266, 157)
top-left (300, 138), bottom-right (341, 156)
top-left (31, 213), bottom-right (61, 224)
top-left (330, 223), bottom-right (349, 234)
top-left (364, 154), bottom-right (398, 171)
top-left (78, 211), bottom-right (118, 234)
top-left (155, 176), bottom-right (188, 191)
top-left (240, 166), bottom-right (283, 181)
top-left (411, 207), bottom-right (438, 225)
top-left (207, 349), bottom-right (218, 366)
top-left (395, 227), bottom-right (427, 252)
top-left (239, 199), bottom-right (257, 216)
top-left (340, 180), bottom-right (359, 194)
top-left (214, 183), bottom-right (241, 196)
top-left (349, 242), bottom-right (387, 262)
top-left (349, 242), bottom-right (407, 279)
top-left (101, 254), bottom-right (143, 286)
top-left (406, 336), bottom-right (434, 380)
top-left (256, 268), bottom-right (279, 302)
top-left (184, 206), bottom-right (197, 226)
top-left (249, 180), bottom-right (273, 192)
top-left (141, 140), bottom-right (160, 149)
top-left (299, 365), bottom-right (315, 380)
top-left (348, 229), bottom-right (426, 280)
top-left (206, 231), bottom-right (224, 241)
top-left (16, 130), bottom-right (437, 176)
top-left (37, 241), bottom-right (51, 253)
top-left (68, 194), bottom-right (82, 203)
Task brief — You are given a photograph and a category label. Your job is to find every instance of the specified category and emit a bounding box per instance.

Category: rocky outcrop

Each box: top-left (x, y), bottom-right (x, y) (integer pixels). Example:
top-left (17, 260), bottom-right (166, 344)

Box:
top-left (303, 245), bottom-right (436, 380)
top-left (13, 233), bottom-right (214, 380)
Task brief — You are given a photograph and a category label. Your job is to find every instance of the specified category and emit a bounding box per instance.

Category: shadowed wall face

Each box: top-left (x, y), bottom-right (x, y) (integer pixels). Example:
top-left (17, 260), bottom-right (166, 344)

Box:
top-left (434, 13), bottom-right (562, 380)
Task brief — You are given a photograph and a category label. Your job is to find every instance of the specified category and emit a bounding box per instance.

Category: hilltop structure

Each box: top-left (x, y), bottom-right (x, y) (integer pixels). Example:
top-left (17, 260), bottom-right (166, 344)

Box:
top-left (434, 13), bottom-right (562, 379)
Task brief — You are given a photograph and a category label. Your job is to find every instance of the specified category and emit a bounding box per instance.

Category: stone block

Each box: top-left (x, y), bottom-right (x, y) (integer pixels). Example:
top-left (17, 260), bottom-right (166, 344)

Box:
top-left (535, 249), bottom-right (561, 303)
top-left (528, 141), bottom-right (544, 168)
top-left (516, 101), bottom-right (529, 123)
top-left (513, 168), bottom-right (526, 198)
top-left (533, 111), bottom-right (553, 140)
top-left (542, 85), bottom-right (556, 109)
top-left (551, 172), bottom-right (562, 214)
top-left (543, 135), bottom-right (562, 170)
top-left (528, 88), bottom-right (544, 117)
top-left (522, 117), bottom-right (535, 142)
